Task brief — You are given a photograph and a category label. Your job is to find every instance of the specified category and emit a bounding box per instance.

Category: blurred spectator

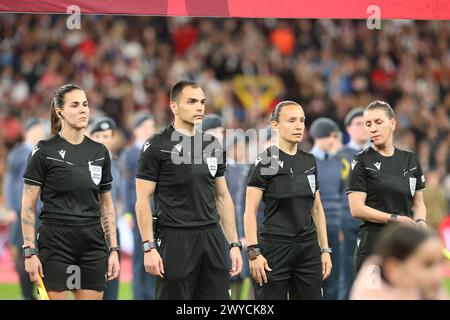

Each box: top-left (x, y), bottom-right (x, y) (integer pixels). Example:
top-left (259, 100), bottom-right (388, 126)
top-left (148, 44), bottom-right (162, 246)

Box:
top-left (423, 171), bottom-right (448, 231)
top-left (350, 224), bottom-right (448, 300)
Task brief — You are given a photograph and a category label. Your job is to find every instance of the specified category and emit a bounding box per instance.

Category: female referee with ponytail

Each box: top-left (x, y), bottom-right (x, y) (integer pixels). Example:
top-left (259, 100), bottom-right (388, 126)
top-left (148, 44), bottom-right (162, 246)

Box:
top-left (21, 84), bottom-right (120, 300)
top-left (347, 100), bottom-right (427, 275)
top-left (244, 101), bottom-right (332, 300)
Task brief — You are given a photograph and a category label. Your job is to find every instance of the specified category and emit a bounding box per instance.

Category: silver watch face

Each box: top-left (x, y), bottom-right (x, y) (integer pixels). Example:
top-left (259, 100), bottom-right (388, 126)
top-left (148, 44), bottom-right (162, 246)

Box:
top-left (143, 242), bottom-right (155, 251)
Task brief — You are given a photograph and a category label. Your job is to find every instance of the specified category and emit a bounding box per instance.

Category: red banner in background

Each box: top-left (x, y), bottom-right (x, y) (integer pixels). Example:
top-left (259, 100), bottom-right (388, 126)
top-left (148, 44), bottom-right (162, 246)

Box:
top-left (0, 0), bottom-right (448, 19)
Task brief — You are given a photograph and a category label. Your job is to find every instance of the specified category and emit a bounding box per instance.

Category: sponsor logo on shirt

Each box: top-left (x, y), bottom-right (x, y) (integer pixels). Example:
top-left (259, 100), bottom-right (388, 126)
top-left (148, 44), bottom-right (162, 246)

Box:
top-left (373, 162), bottom-right (381, 170)
top-left (255, 155), bottom-right (262, 166)
top-left (31, 146), bottom-right (40, 157)
top-left (351, 160), bottom-right (357, 170)
top-left (58, 149), bottom-right (66, 159)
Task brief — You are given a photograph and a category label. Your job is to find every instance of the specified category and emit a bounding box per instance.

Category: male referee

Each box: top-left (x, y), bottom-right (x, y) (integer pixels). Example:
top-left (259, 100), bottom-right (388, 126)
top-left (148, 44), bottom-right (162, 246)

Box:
top-left (135, 80), bottom-right (242, 300)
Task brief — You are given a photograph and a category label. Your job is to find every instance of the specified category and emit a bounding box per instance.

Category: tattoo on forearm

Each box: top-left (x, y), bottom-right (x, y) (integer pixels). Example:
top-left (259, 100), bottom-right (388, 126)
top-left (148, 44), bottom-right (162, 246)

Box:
top-left (23, 206), bottom-right (35, 228)
top-left (102, 211), bottom-right (116, 247)
top-left (22, 218), bottom-right (35, 227)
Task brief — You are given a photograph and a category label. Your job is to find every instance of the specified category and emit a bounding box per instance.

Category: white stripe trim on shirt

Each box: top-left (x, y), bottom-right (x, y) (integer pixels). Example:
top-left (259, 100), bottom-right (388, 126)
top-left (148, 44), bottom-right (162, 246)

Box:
top-left (23, 178), bottom-right (43, 185)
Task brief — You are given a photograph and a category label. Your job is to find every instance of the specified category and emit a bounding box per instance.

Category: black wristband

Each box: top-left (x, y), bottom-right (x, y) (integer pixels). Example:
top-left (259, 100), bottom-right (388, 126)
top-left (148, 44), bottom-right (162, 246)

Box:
top-left (22, 246), bottom-right (38, 258)
top-left (229, 241), bottom-right (242, 250)
top-left (142, 240), bottom-right (156, 253)
top-left (389, 213), bottom-right (398, 223)
top-left (109, 246), bottom-right (120, 254)
top-left (247, 244), bottom-right (260, 250)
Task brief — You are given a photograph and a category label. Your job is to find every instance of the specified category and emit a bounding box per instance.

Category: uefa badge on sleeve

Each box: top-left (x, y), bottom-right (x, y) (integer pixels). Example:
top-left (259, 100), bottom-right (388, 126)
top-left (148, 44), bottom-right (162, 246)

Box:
top-left (307, 175), bottom-right (316, 194)
top-left (206, 157), bottom-right (217, 177)
top-left (409, 177), bottom-right (417, 196)
top-left (88, 161), bottom-right (102, 185)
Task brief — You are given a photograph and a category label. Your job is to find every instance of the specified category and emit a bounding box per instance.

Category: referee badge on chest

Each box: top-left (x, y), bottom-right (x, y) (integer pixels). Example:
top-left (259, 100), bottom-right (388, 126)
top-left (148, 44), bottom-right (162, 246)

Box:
top-left (409, 177), bottom-right (416, 196)
top-left (307, 174), bottom-right (316, 194)
top-left (88, 161), bottom-right (102, 185)
top-left (206, 157), bottom-right (217, 177)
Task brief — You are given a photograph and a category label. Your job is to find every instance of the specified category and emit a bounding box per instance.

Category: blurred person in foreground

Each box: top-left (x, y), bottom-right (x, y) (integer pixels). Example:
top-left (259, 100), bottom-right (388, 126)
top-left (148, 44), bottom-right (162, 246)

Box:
top-left (350, 224), bottom-right (448, 300)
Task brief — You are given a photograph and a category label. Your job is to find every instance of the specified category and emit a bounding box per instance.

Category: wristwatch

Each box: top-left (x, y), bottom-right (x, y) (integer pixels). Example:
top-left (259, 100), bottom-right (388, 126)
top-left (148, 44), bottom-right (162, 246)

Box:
top-left (109, 246), bottom-right (120, 255)
top-left (320, 247), bottom-right (332, 254)
top-left (247, 246), bottom-right (261, 261)
top-left (142, 240), bottom-right (156, 253)
top-left (229, 241), bottom-right (242, 250)
top-left (22, 245), bottom-right (38, 258)
top-left (389, 212), bottom-right (398, 223)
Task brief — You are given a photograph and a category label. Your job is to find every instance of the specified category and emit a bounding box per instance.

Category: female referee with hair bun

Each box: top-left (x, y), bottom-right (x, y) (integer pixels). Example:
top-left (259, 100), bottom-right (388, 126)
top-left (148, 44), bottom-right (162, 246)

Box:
top-left (244, 100), bottom-right (332, 300)
top-left (347, 100), bottom-right (427, 275)
top-left (21, 84), bottom-right (120, 300)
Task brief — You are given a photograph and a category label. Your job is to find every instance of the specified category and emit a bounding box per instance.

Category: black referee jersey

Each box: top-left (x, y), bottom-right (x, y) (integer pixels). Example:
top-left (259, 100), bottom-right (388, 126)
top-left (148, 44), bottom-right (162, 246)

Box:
top-left (136, 124), bottom-right (226, 227)
top-left (23, 133), bottom-right (113, 224)
top-left (247, 145), bottom-right (319, 241)
top-left (347, 146), bottom-right (425, 228)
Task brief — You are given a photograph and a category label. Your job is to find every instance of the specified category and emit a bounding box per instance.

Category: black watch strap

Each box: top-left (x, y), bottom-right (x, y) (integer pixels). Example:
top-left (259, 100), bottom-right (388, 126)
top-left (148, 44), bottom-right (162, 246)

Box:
top-left (142, 241), bottom-right (156, 253)
top-left (109, 246), bottom-right (120, 254)
top-left (247, 247), bottom-right (261, 261)
top-left (229, 241), bottom-right (242, 250)
top-left (389, 213), bottom-right (398, 223)
top-left (23, 246), bottom-right (38, 258)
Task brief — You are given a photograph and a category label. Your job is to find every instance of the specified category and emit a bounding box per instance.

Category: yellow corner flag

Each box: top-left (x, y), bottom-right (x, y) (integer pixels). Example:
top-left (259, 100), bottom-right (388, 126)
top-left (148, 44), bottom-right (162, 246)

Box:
top-left (37, 274), bottom-right (49, 300)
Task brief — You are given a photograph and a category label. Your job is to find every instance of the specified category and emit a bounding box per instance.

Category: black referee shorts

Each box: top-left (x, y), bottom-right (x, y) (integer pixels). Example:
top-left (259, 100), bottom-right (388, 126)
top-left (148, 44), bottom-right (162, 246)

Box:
top-left (37, 221), bottom-right (108, 292)
top-left (156, 224), bottom-right (231, 300)
top-left (353, 227), bottom-right (382, 275)
top-left (255, 237), bottom-right (323, 300)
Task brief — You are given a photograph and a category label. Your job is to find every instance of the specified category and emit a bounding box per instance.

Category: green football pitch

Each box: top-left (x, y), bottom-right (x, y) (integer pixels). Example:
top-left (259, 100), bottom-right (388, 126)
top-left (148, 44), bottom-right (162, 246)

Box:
top-left (0, 280), bottom-right (449, 300)
top-left (0, 282), bottom-right (133, 300)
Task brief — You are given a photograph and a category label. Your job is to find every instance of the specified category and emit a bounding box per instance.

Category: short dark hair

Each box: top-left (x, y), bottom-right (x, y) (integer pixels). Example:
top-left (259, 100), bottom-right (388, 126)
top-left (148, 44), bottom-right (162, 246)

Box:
top-left (365, 100), bottom-right (395, 119)
top-left (271, 100), bottom-right (302, 122)
top-left (170, 80), bottom-right (200, 102)
top-left (375, 224), bottom-right (432, 262)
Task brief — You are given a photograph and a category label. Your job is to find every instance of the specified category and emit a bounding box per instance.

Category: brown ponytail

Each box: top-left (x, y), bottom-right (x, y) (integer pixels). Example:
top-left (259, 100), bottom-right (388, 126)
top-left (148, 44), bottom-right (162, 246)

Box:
top-left (50, 84), bottom-right (82, 135)
top-left (50, 106), bottom-right (61, 135)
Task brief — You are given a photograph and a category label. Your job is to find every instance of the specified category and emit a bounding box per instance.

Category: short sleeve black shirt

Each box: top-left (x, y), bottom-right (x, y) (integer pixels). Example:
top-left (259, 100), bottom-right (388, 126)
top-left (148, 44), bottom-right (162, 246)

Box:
top-left (347, 147), bottom-right (425, 228)
top-left (23, 134), bottom-right (113, 224)
top-left (136, 124), bottom-right (226, 228)
top-left (247, 146), bottom-right (319, 241)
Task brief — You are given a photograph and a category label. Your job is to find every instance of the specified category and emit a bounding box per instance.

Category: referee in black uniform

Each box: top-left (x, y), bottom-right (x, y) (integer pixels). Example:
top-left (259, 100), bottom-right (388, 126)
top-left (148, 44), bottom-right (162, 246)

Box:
top-left (244, 101), bottom-right (332, 300)
top-left (347, 100), bottom-right (427, 274)
top-left (135, 80), bottom-right (242, 300)
top-left (21, 84), bottom-right (120, 300)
